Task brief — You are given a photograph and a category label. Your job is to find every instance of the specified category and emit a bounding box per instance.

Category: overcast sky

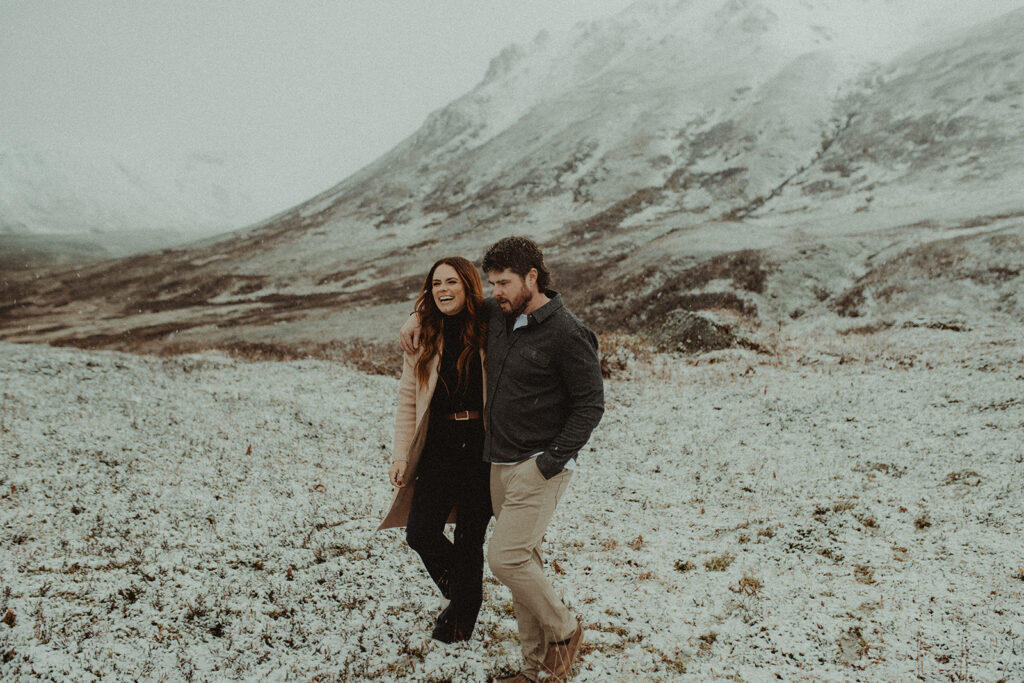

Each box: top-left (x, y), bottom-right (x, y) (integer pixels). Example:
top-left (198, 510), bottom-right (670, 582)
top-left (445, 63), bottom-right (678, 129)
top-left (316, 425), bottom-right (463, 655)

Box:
top-left (0, 1), bottom-right (636, 216)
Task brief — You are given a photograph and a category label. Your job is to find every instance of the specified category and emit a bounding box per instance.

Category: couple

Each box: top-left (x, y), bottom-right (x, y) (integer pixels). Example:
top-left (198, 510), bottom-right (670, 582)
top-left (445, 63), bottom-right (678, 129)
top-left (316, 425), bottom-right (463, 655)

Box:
top-left (377, 236), bottom-right (605, 682)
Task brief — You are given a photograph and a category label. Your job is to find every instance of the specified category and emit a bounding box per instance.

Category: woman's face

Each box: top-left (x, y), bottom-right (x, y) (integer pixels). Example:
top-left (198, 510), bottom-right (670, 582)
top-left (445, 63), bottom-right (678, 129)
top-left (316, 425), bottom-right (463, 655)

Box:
top-left (431, 263), bottom-right (467, 316)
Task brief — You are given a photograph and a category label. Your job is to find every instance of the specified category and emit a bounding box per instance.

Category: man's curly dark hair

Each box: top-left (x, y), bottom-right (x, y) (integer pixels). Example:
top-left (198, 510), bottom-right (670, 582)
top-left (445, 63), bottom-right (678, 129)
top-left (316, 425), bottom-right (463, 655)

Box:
top-left (482, 235), bottom-right (551, 292)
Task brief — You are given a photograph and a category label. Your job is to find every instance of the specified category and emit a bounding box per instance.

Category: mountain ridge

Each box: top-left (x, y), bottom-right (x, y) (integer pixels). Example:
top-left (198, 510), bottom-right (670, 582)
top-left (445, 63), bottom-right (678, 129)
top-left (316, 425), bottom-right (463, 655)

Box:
top-left (2, 0), bottom-right (1022, 355)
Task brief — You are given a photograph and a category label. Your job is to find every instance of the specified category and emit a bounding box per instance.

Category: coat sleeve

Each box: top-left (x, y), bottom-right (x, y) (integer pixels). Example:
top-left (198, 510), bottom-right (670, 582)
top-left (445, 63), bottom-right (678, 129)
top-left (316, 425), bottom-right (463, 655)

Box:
top-left (536, 326), bottom-right (605, 479)
top-left (393, 351), bottom-right (418, 462)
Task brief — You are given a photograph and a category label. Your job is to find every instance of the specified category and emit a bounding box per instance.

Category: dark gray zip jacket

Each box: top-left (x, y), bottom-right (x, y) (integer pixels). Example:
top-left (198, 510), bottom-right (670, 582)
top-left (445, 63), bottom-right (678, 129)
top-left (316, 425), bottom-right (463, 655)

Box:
top-left (482, 292), bottom-right (605, 479)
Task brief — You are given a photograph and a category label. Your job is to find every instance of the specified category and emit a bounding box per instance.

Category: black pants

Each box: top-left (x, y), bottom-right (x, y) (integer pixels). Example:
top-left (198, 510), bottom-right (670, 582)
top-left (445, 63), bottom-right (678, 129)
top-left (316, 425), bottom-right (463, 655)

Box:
top-left (406, 443), bottom-right (492, 636)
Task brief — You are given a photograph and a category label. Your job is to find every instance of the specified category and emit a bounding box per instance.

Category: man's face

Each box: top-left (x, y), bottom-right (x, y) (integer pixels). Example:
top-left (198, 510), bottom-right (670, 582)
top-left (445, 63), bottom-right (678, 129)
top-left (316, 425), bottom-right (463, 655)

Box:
top-left (488, 268), bottom-right (533, 317)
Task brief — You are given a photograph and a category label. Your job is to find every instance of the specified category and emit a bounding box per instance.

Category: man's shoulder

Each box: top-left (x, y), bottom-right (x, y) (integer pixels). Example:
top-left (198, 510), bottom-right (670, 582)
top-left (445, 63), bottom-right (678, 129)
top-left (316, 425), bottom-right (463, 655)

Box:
top-left (549, 300), bottom-right (591, 330)
top-left (545, 303), bottom-right (598, 349)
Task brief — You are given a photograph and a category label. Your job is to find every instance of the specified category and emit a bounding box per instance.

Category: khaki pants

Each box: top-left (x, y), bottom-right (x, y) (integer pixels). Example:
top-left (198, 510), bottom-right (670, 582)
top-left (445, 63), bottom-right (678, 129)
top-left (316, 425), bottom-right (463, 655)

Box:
top-left (487, 459), bottom-right (576, 679)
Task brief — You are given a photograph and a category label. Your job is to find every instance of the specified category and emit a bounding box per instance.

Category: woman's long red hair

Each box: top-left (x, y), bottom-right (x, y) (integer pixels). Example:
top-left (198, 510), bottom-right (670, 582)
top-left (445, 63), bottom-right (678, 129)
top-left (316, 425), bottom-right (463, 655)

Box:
top-left (414, 257), bottom-right (487, 391)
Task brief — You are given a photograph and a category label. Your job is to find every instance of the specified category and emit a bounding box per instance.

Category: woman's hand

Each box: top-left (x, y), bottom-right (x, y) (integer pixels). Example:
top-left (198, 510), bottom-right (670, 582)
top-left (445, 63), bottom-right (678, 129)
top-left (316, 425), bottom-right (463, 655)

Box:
top-left (388, 459), bottom-right (408, 488)
top-left (399, 313), bottom-right (422, 354)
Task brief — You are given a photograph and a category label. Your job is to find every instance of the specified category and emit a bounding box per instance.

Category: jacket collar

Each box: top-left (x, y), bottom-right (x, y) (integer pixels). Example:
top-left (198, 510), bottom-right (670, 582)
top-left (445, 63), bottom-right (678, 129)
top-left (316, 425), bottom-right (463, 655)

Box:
top-left (526, 290), bottom-right (563, 326)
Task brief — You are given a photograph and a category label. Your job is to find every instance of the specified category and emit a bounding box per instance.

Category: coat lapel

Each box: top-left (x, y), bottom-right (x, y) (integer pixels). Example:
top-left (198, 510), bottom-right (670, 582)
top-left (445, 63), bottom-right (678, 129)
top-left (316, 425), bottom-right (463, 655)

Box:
top-left (377, 346), bottom-right (485, 531)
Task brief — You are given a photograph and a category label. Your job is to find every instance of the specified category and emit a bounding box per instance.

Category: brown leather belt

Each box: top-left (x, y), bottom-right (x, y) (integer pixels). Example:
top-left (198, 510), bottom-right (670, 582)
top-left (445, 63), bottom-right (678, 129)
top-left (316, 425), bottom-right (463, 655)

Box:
top-left (444, 410), bottom-right (481, 421)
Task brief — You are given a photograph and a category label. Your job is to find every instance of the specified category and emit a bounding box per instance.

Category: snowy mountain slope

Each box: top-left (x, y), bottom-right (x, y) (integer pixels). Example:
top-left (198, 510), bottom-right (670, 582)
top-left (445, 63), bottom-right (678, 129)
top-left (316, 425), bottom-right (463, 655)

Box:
top-left (0, 147), bottom-right (257, 269)
top-left (1, 0), bottom-right (1023, 353)
top-left (571, 7), bottom-right (1024, 334)
top-left (309, 0), bottom-right (884, 245)
top-left (0, 146), bottom-right (271, 237)
top-left (315, 0), bottom-right (1021, 241)
top-left (761, 7), bottom-right (1024, 221)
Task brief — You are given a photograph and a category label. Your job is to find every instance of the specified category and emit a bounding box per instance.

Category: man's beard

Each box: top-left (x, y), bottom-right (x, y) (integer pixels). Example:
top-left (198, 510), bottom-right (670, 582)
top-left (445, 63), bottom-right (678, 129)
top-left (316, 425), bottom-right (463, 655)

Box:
top-left (498, 289), bottom-right (530, 318)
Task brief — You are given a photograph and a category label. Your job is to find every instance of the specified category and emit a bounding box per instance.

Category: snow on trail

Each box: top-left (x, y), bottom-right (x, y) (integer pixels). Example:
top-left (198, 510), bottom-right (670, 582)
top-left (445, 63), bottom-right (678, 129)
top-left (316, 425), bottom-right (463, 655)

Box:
top-left (1, 331), bottom-right (1021, 681)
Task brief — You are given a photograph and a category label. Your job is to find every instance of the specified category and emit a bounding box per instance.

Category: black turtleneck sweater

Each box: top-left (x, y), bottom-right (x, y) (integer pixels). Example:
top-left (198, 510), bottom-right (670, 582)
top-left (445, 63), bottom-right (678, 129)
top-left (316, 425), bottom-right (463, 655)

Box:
top-left (423, 311), bottom-right (484, 459)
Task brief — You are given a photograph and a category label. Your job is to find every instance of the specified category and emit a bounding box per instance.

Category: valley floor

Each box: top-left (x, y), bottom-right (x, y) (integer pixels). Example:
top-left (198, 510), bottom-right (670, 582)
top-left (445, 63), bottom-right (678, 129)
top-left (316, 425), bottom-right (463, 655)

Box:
top-left (1, 328), bottom-right (1022, 681)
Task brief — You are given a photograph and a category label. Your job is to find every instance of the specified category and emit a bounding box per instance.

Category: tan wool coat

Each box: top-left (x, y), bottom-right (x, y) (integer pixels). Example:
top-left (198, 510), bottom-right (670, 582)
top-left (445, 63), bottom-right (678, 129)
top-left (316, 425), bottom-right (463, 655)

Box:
top-left (377, 344), bottom-right (486, 531)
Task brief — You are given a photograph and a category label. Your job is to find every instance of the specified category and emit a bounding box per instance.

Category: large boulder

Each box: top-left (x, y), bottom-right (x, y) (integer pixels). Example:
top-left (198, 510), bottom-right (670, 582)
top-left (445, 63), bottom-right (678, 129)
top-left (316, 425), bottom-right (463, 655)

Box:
top-left (648, 310), bottom-right (744, 353)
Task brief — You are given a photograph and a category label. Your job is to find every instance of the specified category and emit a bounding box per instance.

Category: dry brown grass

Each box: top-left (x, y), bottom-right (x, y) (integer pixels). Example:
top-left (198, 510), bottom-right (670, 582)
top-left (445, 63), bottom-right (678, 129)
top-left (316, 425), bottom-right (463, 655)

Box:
top-left (597, 332), bottom-right (653, 378)
top-left (704, 554), bottom-right (736, 572)
top-left (854, 565), bottom-right (876, 585)
top-left (568, 187), bottom-right (663, 237)
top-left (731, 573), bottom-right (764, 597)
top-left (697, 631), bottom-right (718, 655)
top-left (151, 339), bottom-right (401, 377)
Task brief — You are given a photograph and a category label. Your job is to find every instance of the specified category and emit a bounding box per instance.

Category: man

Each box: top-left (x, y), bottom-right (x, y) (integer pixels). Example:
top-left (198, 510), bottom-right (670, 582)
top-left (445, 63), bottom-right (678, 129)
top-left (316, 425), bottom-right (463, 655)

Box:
top-left (401, 236), bottom-right (604, 682)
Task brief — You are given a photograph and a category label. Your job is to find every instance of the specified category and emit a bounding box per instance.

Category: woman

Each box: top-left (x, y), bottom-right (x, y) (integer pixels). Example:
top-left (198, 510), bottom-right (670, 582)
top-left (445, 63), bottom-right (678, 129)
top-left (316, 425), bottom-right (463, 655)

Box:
top-left (378, 256), bottom-right (491, 643)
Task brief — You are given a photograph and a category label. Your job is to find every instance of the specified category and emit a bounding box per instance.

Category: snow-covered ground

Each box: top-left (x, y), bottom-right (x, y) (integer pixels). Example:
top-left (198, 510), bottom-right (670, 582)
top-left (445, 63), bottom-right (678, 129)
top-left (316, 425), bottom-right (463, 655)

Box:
top-left (1, 328), bottom-right (1022, 681)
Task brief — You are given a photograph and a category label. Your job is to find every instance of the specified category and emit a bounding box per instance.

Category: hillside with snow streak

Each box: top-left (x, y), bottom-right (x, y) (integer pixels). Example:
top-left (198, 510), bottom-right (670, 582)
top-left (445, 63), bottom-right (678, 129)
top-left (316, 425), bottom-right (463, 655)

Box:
top-left (2, 0), bottom-right (1023, 361)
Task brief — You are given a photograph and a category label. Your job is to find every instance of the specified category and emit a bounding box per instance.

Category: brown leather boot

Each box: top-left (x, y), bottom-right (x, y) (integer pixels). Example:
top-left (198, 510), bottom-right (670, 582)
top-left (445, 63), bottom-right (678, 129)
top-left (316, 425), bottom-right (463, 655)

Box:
top-left (539, 618), bottom-right (583, 681)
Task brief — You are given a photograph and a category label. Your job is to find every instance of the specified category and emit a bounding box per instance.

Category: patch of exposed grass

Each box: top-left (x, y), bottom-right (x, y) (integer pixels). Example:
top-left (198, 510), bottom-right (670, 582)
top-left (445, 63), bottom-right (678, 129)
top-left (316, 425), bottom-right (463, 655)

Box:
top-left (853, 565), bottom-right (875, 585)
top-left (857, 515), bottom-right (878, 529)
top-left (598, 332), bottom-right (653, 379)
top-left (943, 470), bottom-right (982, 486)
top-left (831, 498), bottom-right (857, 514)
top-left (697, 631), bottom-right (718, 655)
top-left (731, 573), bottom-right (764, 597)
top-left (704, 554), bottom-right (735, 572)
top-left (674, 560), bottom-right (695, 573)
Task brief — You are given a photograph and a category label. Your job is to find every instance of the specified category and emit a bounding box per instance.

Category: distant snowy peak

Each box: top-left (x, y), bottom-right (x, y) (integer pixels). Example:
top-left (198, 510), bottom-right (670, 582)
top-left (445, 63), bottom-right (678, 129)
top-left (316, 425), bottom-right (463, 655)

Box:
top-left (0, 146), bottom-right (266, 236)
top-left (470, 0), bottom-right (1024, 100)
top-left (325, 1), bottom-right (887, 227)
top-left (378, 0), bottom-right (921, 169)
top-left (482, 43), bottom-right (529, 84)
top-left (335, 0), bottom-right (1024, 209)
top-left (765, 5), bottom-right (1024, 216)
